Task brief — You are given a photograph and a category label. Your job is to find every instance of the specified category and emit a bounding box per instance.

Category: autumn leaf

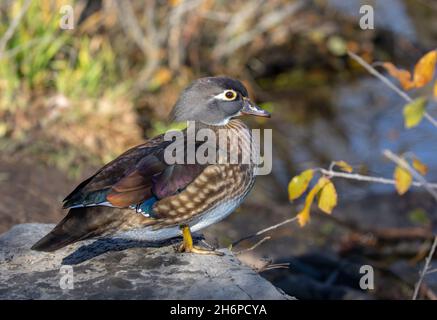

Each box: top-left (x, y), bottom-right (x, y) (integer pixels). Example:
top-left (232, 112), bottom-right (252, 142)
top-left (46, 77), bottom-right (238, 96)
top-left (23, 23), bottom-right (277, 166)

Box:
top-left (394, 166), bottom-right (412, 195)
top-left (318, 180), bottom-right (338, 214)
top-left (412, 158), bottom-right (428, 176)
top-left (413, 50), bottom-right (437, 88)
top-left (383, 50), bottom-right (437, 90)
top-left (334, 160), bottom-right (353, 173)
top-left (288, 169), bottom-right (314, 201)
top-left (403, 97), bottom-right (427, 128)
top-left (151, 67), bottom-right (172, 87)
top-left (382, 62), bottom-right (415, 90)
top-left (169, 0), bottom-right (182, 6)
top-left (297, 177), bottom-right (329, 227)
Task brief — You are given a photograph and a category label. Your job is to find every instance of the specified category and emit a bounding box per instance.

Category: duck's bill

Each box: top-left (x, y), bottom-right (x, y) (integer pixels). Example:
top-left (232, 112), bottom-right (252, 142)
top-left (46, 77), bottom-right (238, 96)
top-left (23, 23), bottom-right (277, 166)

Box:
top-left (241, 100), bottom-right (271, 118)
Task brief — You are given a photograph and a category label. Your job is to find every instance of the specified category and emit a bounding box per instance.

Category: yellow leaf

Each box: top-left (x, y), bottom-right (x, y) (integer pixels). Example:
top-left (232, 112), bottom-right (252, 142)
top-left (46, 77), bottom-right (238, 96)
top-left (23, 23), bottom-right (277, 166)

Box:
top-left (413, 50), bottom-right (437, 88)
top-left (412, 158), bottom-right (428, 176)
top-left (169, 0), bottom-right (182, 6)
top-left (335, 160), bottom-right (353, 173)
top-left (318, 181), bottom-right (338, 214)
top-left (297, 177), bottom-right (329, 227)
top-left (394, 166), bottom-right (412, 195)
top-left (403, 97), bottom-right (427, 128)
top-left (288, 169), bottom-right (314, 201)
top-left (382, 62), bottom-right (415, 90)
top-left (151, 68), bottom-right (172, 86)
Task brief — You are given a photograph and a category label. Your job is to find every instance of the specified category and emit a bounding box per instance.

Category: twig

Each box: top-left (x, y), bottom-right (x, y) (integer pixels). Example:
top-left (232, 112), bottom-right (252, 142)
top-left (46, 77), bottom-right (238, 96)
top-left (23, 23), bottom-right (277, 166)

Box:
top-left (383, 149), bottom-right (437, 202)
top-left (167, 0), bottom-right (204, 71)
top-left (257, 262), bottom-right (290, 272)
top-left (213, 1), bottom-right (304, 59)
top-left (319, 168), bottom-right (437, 190)
top-left (413, 235), bottom-right (437, 300)
top-left (234, 236), bottom-right (271, 255)
top-left (232, 216), bottom-right (298, 247)
top-left (347, 51), bottom-right (437, 128)
top-left (384, 148), bottom-right (437, 300)
top-left (115, 0), bottom-right (160, 84)
top-left (426, 268), bottom-right (437, 275)
top-left (0, 0), bottom-right (32, 59)
top-left (167, 1), bottom-right (184, 72)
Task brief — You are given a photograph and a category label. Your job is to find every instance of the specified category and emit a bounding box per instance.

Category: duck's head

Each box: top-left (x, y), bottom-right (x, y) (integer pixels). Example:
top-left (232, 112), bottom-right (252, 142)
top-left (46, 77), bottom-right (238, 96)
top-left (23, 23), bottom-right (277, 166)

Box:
top-left (170, 76), bottom-right (270, 125)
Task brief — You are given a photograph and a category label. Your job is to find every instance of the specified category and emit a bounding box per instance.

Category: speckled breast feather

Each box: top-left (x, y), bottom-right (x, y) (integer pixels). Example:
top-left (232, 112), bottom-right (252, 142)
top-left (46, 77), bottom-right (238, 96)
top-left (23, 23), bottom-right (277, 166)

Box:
top-left (153, 120), bottom-right (256, 228)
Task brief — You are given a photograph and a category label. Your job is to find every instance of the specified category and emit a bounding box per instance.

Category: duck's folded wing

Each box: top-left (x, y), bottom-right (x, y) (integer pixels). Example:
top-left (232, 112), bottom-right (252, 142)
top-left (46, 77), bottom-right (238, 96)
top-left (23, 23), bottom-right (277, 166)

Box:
top-left (62, 135), bottom-right (168, 209)
top-left (106, 162), bottom-right (206, 208)
top-left (62, 134), bottom-right (207, 212)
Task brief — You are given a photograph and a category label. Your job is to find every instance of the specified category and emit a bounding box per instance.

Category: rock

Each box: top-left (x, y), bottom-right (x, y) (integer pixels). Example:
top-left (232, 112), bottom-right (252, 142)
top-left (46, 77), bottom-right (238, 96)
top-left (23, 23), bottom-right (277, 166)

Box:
top-left (0, 223), bottom-right (290, 300)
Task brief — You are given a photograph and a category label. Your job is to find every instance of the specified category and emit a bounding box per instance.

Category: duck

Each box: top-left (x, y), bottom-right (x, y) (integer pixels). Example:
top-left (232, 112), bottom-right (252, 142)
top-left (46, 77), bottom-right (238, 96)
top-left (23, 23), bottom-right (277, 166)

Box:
top-left (31, 76), bottom-right (270, 255)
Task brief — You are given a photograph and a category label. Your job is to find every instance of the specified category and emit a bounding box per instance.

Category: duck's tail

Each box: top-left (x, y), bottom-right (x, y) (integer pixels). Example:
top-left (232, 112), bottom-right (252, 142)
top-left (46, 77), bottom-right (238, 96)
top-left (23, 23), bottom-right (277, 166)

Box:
top-left (31, 206), bottom-right (136, 252)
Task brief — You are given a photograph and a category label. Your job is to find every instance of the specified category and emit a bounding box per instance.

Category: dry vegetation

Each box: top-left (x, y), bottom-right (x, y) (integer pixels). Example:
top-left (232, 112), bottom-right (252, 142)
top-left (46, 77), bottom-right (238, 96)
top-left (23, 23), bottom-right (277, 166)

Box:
top-left (0, 0), bottom-right (374, 176)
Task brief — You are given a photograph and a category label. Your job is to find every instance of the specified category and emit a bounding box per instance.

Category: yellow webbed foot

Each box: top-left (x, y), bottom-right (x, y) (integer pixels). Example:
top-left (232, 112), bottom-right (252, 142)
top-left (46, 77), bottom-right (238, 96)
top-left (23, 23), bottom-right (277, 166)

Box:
top-left (178, 225), bottom-right (224, 256)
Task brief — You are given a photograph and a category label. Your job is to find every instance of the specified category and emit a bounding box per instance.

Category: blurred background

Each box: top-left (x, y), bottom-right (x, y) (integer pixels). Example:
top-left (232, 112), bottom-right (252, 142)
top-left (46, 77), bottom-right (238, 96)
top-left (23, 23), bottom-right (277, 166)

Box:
top-left (1, 0), bottom-right (437, 299)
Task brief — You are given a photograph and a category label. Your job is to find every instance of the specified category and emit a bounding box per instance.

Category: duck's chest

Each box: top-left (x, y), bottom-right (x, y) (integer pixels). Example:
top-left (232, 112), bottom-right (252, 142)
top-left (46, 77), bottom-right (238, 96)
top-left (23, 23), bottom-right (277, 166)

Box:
top-left (154, 121), bottom-right (257, 217)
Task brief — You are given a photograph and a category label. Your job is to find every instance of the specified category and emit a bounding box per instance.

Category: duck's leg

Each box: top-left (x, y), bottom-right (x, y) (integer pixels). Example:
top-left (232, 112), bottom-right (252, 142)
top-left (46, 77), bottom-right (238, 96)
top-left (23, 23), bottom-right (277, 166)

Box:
top-left (178, 225), bottom-right (223, 256)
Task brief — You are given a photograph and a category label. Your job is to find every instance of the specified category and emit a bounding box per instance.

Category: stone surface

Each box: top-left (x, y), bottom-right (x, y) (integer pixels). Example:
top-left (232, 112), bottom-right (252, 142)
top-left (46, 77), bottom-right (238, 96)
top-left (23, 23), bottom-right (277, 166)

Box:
top-left (0, 223), bottom-right (290, 300)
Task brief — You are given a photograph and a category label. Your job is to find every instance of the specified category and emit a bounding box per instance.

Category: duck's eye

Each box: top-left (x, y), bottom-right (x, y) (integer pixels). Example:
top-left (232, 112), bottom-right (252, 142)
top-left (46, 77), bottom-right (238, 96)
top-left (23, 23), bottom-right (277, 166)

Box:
top-left (224, 90), bottom-right (237, 101)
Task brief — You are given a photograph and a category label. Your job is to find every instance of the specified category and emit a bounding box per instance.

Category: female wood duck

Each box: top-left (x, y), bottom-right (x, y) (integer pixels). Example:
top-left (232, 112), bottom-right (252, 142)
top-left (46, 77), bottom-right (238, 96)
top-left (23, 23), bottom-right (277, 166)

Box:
top-left (32, 77), bottom-right (270, 255)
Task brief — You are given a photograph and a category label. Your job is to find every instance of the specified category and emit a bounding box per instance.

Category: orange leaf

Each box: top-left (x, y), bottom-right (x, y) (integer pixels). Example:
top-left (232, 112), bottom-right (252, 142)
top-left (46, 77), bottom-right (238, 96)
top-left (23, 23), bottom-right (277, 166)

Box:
top-left (413, 50), bottom-right (437, 88)
top-left (169, 0), bottom-right (182, 6)
top-left (382, 62), bottom-right (415, 90)
top-left (152, 68), bottom-right (172, 86)
top-left (412, 158), bottom-right (428, 176)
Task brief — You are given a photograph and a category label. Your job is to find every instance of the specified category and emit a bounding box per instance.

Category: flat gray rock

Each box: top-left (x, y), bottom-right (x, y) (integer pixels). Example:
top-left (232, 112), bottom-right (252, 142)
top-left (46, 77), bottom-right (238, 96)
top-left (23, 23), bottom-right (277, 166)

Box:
top-left (0, 223), bottom-right (290, 300)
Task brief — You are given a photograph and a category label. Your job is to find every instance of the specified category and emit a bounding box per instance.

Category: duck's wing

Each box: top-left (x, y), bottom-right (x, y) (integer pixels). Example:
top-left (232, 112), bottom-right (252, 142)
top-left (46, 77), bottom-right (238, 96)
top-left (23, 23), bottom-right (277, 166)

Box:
top-left (62, 133), bottom-right (207, 214)
top-left (62, 134), bottom-right (167, 209)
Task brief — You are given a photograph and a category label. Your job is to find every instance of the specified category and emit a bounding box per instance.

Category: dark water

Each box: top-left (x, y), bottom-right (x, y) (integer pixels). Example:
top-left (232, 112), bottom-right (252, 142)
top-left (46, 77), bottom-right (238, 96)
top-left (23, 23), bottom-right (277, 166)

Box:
top-left (222, 0), bottom-right (437, 299)
top-left (267, 0), bottom-right (437, 199)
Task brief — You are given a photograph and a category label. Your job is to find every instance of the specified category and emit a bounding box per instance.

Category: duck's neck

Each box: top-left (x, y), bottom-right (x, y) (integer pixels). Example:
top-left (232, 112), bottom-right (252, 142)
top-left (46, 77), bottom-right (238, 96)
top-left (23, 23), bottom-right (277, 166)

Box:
top-left (193, 119), bottom-right (248, 132)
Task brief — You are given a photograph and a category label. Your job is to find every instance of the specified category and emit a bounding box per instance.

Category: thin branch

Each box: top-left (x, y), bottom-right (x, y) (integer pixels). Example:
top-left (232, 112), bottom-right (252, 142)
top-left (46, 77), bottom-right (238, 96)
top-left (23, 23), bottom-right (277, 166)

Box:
top-left (115, 0), bottom-right (160, 84)
top-left (426, 268), bottom-right (437, 275)
top-left (232, 216), bottom-right (298, 247)
top-left (234, 236), bottom-right (271, 255)
top-left (413, 235), bottom-right (437, 300)
top-left (383, 148), bottom-right (437, 299)
top-left (257, 262), bottom-right (290, 272)
top-left (319, 168), bottom-right (437, 190)
top-left (213, 1), bottom-right (304, 59)
top-left (383, 149), bottom-right (437, 202)
top-left (347, 50), bottom-right (437, 128)
top-left (167, 0), bottom-right (204, 71)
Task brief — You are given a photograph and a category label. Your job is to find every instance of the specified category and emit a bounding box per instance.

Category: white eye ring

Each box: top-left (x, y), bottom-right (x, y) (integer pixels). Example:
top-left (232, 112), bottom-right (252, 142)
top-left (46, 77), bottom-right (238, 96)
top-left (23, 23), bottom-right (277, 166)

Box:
top-left (214, 90), bottom-right (238, 101)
